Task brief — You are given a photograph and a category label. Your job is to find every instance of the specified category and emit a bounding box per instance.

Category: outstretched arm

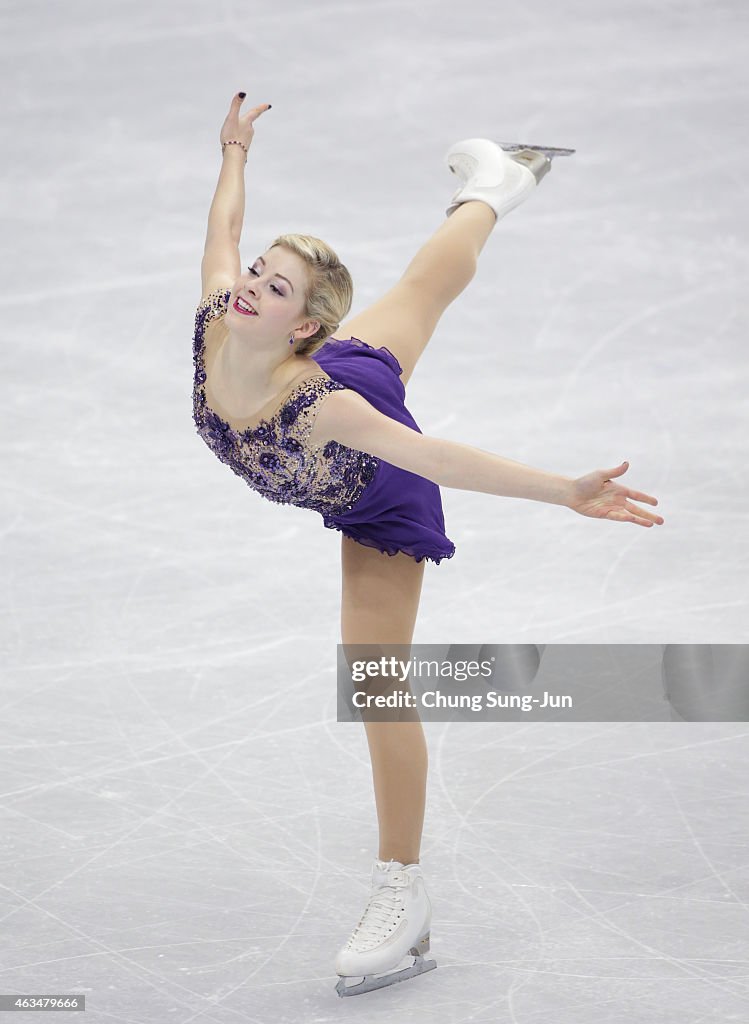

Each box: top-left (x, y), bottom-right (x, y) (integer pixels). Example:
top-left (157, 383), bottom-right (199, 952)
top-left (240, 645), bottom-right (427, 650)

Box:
top-left (312, 389), bottom-right (664, 527)
top-left (201, 94), bottom-right (271, 297)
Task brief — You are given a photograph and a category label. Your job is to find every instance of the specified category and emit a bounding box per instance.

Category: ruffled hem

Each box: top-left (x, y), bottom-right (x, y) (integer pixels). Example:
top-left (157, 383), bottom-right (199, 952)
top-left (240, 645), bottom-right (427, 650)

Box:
top-left (322, 519), bottom-right (455, 565)
top-left (328, 335), bottom-right (404, 378)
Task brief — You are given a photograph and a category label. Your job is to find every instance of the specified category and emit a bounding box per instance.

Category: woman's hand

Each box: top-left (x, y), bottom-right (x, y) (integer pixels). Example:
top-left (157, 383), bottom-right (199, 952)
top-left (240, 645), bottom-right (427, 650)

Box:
top-left (219, 93), bottom-right (271, 152)
top-left (566, 461), bottom-right (664, 527)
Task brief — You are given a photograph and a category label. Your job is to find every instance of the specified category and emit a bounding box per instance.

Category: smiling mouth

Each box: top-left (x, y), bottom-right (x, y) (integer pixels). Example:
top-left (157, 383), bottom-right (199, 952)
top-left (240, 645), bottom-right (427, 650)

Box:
top-left (233, 297), bottom-right (258, 315)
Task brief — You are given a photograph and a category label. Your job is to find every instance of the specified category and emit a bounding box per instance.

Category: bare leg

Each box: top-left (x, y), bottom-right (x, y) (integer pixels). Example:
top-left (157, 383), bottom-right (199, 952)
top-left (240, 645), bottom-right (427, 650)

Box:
top-left (364, 720), bottom-right (427, 866)
top-left (336, 208), bottom-right (501, 864)
top-left (340, 536), bottom-right (427, 865)
top-left (401, 200), bottom-right (497, 305)
top-left (338, 200), bottom-right (498, 386)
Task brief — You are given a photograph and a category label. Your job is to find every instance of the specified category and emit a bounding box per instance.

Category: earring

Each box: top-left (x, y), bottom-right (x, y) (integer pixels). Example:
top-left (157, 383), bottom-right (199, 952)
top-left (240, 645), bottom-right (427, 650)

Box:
top-left (289, 335), bottom-right (294, 345)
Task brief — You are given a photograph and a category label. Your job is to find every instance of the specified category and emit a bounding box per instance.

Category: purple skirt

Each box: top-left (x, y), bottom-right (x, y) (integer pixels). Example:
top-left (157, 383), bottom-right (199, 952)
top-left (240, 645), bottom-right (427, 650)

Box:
top-left (311, 336), bottom-right (456, 566)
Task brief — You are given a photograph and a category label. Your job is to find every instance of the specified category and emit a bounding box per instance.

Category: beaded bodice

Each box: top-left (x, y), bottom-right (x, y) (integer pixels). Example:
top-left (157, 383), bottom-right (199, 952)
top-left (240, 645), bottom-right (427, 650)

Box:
top-left (192, 288), bottom-right (379, 515)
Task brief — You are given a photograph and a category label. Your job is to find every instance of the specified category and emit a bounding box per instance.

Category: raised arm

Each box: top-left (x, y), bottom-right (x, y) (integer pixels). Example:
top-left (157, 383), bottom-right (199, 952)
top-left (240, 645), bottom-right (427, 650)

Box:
top-left (312, 390), bottom-right (664, 527)
top-left (201, 93), bottom-right (271, 298)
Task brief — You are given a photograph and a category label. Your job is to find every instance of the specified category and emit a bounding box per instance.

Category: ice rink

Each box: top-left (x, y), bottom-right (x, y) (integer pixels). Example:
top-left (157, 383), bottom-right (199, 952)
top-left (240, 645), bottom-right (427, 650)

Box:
top-left (2, 0), bottom-right (748, 1020)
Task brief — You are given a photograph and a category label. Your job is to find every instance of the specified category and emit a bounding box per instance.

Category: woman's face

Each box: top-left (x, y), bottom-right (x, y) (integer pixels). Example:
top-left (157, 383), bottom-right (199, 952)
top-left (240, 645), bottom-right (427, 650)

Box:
top-left (228, 246), bottom-right (317, 345)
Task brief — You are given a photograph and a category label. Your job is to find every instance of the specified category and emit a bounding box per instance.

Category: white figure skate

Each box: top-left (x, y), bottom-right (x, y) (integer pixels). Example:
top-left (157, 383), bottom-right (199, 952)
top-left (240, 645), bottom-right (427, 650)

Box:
top-left (445, 138), bottom-right (575, 220)
top-left (335, 858), bottom-right (436, 997)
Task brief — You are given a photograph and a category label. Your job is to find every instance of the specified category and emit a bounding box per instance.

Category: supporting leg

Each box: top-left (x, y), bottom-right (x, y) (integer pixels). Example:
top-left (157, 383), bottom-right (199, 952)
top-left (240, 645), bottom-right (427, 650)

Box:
top-left (364, 718), bottom-right (427, 866)
top-left (340, 536), bottom-right (427, 864)
top-left (336, 540), bottom-right (437, 996)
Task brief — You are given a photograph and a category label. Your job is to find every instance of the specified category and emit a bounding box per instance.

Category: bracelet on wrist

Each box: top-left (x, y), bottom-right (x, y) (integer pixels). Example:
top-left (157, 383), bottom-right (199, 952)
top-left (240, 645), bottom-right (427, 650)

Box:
top-left (221, 140), bottom-right (248, 161)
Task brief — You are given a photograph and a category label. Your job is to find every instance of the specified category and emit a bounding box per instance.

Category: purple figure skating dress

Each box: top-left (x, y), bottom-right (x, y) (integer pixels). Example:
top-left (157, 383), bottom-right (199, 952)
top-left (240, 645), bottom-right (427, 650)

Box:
top-left (192, 288), bottom-right (455, 565)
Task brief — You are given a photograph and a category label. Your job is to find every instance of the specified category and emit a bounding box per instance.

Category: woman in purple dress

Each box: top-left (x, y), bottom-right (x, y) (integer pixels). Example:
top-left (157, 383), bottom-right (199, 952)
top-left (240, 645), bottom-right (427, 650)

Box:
top-left (194, 93), bottom-right (664, 996)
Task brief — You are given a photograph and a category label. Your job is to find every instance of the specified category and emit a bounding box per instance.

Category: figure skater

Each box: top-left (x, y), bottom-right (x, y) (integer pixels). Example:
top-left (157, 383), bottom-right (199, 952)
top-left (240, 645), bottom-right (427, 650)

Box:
top-left (192, 93), bottom-right (665, 997)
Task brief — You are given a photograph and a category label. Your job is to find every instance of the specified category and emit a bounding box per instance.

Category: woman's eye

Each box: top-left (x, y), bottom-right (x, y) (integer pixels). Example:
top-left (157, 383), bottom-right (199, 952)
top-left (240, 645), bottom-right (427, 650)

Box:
top-left (248, 267), bottom-right (283, 296)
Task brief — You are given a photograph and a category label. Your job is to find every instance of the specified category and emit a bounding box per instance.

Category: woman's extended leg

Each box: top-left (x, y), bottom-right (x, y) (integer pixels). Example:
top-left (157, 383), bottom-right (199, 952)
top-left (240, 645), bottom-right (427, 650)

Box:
top-left (338, 200), bottom-right (496, 386)
top-left (340, 536), bottom-right (427, 866)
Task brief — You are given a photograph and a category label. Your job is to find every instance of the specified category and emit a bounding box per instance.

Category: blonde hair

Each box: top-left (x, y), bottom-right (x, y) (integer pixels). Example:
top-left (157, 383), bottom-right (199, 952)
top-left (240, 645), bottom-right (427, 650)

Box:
top-left (268, 233), bottom-right (353, 356)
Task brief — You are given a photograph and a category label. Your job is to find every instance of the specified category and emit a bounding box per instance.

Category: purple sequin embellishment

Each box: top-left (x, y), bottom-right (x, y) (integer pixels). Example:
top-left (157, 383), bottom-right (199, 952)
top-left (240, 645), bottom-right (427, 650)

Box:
top-left (192, 288), bottom-right (379, 515)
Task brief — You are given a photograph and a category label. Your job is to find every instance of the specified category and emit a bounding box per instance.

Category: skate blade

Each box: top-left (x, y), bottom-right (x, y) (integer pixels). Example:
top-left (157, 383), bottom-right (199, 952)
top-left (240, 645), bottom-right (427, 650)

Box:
top-left (335, 955), bottom-right (437, 997)
top-left (497, 141), bottom-right (576, 158)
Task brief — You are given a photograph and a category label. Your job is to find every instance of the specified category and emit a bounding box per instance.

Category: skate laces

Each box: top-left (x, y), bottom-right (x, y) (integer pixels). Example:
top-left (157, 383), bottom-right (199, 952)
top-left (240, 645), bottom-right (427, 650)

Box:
top-left (349, 876), bottom-right (407, 949)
